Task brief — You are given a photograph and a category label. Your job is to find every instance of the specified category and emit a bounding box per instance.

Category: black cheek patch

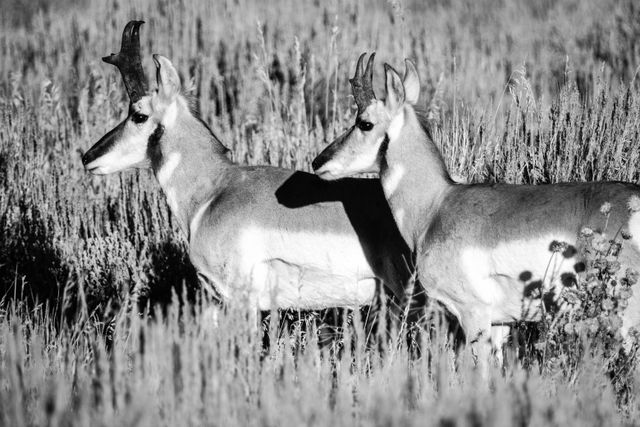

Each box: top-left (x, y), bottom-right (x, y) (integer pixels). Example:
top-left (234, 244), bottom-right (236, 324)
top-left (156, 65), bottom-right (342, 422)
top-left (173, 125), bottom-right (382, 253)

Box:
top-left (147, 124), bottom-right (165, 171)
top-left (379, 134), bottom-right (390, 156)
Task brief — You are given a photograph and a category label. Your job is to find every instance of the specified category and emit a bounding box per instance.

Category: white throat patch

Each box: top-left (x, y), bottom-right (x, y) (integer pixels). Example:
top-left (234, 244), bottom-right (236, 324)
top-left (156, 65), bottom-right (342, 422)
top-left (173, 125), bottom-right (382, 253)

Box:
top-left (157, 152), bottom-right (181, 187)
top-left (383, 163), bottom-right (405, 196)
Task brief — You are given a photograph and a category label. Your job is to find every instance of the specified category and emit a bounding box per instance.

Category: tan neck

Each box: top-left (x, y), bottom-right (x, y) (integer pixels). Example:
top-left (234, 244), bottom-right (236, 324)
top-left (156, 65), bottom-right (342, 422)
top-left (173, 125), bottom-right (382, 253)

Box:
top-left (380, 106), bottom-right (453, 251)
top-left (152, 105), bottom-right (231, 237)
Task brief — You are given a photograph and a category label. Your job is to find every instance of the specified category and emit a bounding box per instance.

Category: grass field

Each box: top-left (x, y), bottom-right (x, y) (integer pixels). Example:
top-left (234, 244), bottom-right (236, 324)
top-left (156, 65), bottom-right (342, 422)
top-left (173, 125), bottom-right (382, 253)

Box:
top-left (2, 0), bottom-right (640, 425)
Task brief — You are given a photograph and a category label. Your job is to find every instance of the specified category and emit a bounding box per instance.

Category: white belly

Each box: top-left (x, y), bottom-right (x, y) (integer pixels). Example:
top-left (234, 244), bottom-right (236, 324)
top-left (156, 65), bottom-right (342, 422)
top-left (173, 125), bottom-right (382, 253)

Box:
top-left (198, 225), bottom-right (378, 310)
top-left (458, 233), bottom-right (578, 322)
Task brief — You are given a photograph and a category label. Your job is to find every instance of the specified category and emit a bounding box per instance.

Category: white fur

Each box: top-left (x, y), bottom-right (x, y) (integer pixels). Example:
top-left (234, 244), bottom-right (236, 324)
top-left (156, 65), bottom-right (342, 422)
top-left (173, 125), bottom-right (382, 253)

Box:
top-left (189, 197), bottom-right (214, 239)
top-left (316, 139), bottom-right (382, 179)
top-left (628, 211), bottom-right (640, 252)
top-left (161, 101), bottom-right (178, 128)
top-left (165, 188), bottom-right (180, 214)
top-left (387, 108), bottom-right (405, 142)
top-left (84, 134), bottom-right (147, 174)
top-left (211, 225), bottom-right (377, 310)
top-left (393, 207), bottom-right (405, 230)
top-left (156, 152), bottom-right (182, 214)
top-left (383, 164), bottom-right (405, 196)
top-left (458, 233), bottom-right (577, 322)
top-left (157, 152), bottom-right (181, 187)
top-left (314, 160), bottom-right (347, 180)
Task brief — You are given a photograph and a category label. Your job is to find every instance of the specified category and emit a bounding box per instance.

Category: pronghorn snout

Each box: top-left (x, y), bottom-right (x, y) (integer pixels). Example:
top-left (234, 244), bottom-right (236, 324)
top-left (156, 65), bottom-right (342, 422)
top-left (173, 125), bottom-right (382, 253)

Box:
top-left (311, 149), bottom-right (330, 173)
top-left (82, 120), bottom-right (127, 174)
top-left (312, 147), bottom-right (341, 180)
top-left (312, 130), bottom-right (351, 180)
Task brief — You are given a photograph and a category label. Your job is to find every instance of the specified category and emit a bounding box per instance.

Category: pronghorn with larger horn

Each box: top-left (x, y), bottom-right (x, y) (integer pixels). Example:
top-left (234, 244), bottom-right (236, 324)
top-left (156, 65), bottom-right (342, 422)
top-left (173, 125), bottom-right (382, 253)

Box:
top-left (82, 22), bottom-right (414, 312)
top-left (312, 52), bottom-right (640, 358)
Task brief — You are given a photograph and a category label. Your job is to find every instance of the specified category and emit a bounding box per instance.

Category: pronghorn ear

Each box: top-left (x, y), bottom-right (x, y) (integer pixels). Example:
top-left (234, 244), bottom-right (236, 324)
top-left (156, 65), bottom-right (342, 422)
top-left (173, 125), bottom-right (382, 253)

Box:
top-left (402, 59), bottom-right (420, 105)
top-left (153, 54), bottom-right (181, 101)
top-left (384, 63), bottom-right (405, 111)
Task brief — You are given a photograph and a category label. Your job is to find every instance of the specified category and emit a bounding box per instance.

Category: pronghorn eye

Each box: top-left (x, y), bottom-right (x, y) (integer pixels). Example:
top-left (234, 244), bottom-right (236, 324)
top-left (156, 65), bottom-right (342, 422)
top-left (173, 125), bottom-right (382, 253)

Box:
top-left (357, 120), bottom-right (374, 132)
top-left (132, 113), bottom-right (149, 124)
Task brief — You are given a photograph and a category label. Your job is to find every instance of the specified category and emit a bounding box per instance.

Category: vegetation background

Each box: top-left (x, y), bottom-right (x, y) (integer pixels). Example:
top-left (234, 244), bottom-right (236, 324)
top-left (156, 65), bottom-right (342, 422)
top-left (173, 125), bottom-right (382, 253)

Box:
top-left (1, 0), bottom-right (640, 425)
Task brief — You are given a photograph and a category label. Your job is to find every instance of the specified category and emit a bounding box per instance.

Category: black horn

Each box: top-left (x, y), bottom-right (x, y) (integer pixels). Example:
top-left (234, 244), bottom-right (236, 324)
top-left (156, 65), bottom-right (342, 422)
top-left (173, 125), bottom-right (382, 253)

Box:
top-left (103, 20), bottom-right (148, 104)
top-left (349, 52), bottom-right (376, 113)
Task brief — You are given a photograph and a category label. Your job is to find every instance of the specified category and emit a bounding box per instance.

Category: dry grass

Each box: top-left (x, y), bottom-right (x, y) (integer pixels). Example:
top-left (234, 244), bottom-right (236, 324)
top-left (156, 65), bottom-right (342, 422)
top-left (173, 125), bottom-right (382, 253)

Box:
top-left (2, 0), bottom-right (640, 425)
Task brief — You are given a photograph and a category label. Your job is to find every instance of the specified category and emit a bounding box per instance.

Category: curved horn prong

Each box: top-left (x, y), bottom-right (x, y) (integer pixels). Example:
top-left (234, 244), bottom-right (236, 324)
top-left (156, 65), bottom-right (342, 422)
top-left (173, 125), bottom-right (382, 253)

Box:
top-left (103, 20), bottom-right (148, 104)
top-left (362, 52), bottom-right (376, 99)
top-left (353, 52), bottom-right (366, 80)
top-left (349, 52), bottom-right (377, 113)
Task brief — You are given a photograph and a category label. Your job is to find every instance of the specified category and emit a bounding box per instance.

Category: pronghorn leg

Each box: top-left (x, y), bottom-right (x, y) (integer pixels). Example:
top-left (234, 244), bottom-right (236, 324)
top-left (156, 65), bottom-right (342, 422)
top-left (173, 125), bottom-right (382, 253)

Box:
top-left (490, 325), bottom-right (511, 367)
top-left (471, 334), bottom-right (493, 379)
top-left (196, 272), bottom-right (225, 328)
top-left (461, 312), bottom-right (494, 377)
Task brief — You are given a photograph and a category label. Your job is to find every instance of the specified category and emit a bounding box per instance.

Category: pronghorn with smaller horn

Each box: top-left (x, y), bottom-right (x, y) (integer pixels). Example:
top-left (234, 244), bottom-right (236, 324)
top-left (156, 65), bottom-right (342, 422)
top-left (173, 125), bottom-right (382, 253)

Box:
top-left (312, 52), bottom-right (640, 358)
top-left (82, 22), bottom-right (414, 313)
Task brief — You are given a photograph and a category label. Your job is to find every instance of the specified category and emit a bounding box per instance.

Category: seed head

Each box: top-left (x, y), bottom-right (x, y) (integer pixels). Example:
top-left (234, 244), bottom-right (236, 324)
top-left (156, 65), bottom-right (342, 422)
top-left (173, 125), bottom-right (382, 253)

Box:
top-left (610, 315), bottom-right (623, 330)
top-left (628, 195), bottom-right (640, 212)
top-left (626, 268), bottom-right (639, 285)
top-left (602, 298), bottom-right (615, 311)
top-left (580, 227), bottom-right (594, 238)
top-left (606, 260), bottom-right (621, 274)
top-left (592, 236), bottom-right (610, 253)
top-left (618, 288), bottom-right (632, 300)
top-left (600, 202), bottom-right (611, 215)
top-left (550, 240), bottom-right (569, 253)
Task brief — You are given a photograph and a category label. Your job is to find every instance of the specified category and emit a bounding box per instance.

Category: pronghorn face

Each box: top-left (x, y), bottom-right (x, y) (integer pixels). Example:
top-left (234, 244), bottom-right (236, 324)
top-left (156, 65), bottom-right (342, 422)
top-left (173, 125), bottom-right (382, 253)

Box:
top-left (312, 100), bottom-right (390, 180)
top-left (313, 60), bottom-right (420, 180)
top-left (82, 55), bottom-right (182, 175)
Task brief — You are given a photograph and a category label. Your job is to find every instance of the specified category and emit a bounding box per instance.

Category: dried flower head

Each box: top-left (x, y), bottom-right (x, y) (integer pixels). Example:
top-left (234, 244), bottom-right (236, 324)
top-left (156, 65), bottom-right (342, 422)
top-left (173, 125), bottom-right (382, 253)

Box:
top-left (592, 235), bottom-right (610, 253)
top-left (606, 260), bottom-right (621, 274)
top-left (626, 268), bottom-right (639, 285)
top-left (610, 315), bottom-right (623, 330)
top-left (562, 289), bottom-right (581, 305)
top-left (628, 195), bottom-right (640, 213)
top-left (602, 298), bottom-right (615, 311)
top-left (550, 240), bottom-right (569, 253)
top-left (580, 227), bottom-right (594, 238)
top-left (600, 202), bottom-right (612, 215)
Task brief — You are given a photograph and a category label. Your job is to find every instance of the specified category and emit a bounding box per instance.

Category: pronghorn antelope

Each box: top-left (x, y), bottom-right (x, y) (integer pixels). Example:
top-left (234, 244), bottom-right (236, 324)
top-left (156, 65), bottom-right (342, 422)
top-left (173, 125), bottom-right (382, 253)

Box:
top-left (312, 53), bottom-right (640, 356)
top-left (82, 22), bottom-right (414, 312)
